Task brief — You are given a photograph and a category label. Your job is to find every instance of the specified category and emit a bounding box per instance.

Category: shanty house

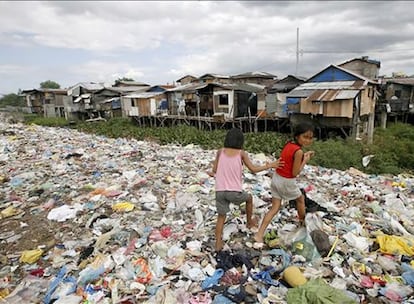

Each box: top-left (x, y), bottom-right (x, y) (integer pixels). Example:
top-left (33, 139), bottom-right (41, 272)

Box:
top-left (266, 75), bottom-right (306, 118)
top-left (91, 85), bottom-right (149, 119)
top-left (65, 82), bottom-right (105, 120)
top-left (166, 82), bottom-right (267, 119)
top-left (21, 88), bottom-right (69, 117)
top-left (121, 91), bottom-right (168, 117)
top-left (231, 71), bottom-right (277, 87)
top-left (166, 83), bottom-right (207, 116)
top-left (286, 65), bottom-right (378, 141)
top-left (196, 82), bottom-right (266, 120)
top-left (378, 77), bottom-right (414, 123)
top-left (198, 73), bottom-right (232, 84)
top-left (113, 80), bottom-right (150, 88)
top-left (176, 75), bottom-right (198, 86)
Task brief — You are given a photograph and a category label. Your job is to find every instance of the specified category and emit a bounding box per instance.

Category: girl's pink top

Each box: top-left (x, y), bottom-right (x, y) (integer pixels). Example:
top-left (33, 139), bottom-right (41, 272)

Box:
top-left (215, 149), bottom-right (243, 192)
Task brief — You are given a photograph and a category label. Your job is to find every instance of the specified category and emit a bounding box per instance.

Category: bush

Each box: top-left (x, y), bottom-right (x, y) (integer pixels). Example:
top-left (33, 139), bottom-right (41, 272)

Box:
top-left (364, 123), bottom-right (414, 174)
top-left (24, 115), bottom-right (70, 127)
top-left (311, 138), bottom-right (364, 171)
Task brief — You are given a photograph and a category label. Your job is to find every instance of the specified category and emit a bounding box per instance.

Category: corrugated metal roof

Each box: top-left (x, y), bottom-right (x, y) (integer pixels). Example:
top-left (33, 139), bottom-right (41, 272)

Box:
top-left (231, 71), bottom-right (276, 79)
top-left (99, 97), bottom-right (120, 104)
top-left (104, 86), bottom-right (150, 93)
top-left (70, 82), bottom-right (105, 91)
top-left (198, 73), bottom-right (230, 79)
top-left (387, 78), bottom-right (414, 86)
top-left (124, 92), bottom-right (165, 98)
top-left (169, 82), bottom-right (265, 93)
top-left (298, 81), bottom-right (356, 90)
top-left (176, 75), bottom-right (197, 82)
top-left (224, 82), bottom-right (265, 92)
top-left (305, 89), bottom-right (360, 103)
top-left (286, 89), bottom-right (314, 98)
top-left (306, 90), bottom-right (328, 102)
top-left (21, 88), bottom-right (67, 94)
top-left (286, 79), bottom-right (366, 101)
top-left (336, 90), bottom-right (360, 99)
top-left (321, 90), bottom-right (339, 101)
top-left (116, 80), bottom-right (149, 86)
top-left (167, 82), bottom-right (208, 92)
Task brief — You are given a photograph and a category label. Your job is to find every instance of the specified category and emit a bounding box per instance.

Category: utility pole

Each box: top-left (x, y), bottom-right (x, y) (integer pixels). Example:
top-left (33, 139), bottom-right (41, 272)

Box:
top-left (296, 27), bottom-right (299, 76)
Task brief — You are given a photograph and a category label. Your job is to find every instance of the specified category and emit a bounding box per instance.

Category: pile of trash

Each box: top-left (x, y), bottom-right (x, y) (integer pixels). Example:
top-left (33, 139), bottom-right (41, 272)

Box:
top-left (0, 120), bottom-right (413, 304)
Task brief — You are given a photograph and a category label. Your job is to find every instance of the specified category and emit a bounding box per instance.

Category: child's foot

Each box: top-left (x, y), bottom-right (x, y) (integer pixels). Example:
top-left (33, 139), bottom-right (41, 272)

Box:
top-left (250, 234), bottom-right (264, 250)
top-left (215, 240), bottom-right (224, 252)
top-left (247, 216), bottom-right (259, 231)
top-left (297, 217), bottom-right (305, 227)
top-left (253, 233), bottom-right (263, 244)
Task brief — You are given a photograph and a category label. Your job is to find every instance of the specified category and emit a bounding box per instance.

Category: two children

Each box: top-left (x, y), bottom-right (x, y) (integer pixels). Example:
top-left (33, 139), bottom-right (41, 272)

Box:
top-left (211, 123), bottom-right (315, 251)
top-left (209, 128), bottom-right (283, 252)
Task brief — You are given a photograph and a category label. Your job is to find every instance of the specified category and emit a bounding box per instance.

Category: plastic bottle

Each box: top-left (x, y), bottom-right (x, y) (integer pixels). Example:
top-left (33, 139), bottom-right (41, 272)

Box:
top-left (77, 265), bottom-right (105, 286)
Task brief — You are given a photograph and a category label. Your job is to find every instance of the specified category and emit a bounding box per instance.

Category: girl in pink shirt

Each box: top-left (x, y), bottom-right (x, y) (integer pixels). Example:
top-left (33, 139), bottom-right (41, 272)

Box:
top-left (210, 128), bottom-right (283, 252)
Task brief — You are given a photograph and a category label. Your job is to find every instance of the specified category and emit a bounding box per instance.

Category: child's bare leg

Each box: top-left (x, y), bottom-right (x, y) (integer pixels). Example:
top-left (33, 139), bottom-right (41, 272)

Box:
top-left (245, 194), bottom-right (257, 228)
top-left (215, 214), bottom-right (226, 251)
top-left (254, 198), bottom-right (281, 243)
top-left (296, 195), bottom-right (306, 225)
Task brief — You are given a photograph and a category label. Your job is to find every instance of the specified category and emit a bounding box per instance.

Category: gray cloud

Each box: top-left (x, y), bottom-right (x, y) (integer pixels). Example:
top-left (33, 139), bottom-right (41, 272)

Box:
top-left (1, 1), bottom-right (414, 93)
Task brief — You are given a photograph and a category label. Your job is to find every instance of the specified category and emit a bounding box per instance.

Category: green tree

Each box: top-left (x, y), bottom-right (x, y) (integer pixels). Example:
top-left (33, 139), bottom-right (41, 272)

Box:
top-left (114, 77), bottom-right (135, 86)
top-left (40, 80), bottom-right (61, 89)
top-left (0, 93), bottom-right (26, 107)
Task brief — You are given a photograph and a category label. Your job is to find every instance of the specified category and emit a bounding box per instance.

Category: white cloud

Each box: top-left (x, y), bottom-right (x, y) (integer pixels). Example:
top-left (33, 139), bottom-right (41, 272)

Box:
top-left (67, 60), bottom-right (145, 84)
top-left (1, 1), bottom-right (414, 93)
top-left (0, 64), bottom-right (33, 75)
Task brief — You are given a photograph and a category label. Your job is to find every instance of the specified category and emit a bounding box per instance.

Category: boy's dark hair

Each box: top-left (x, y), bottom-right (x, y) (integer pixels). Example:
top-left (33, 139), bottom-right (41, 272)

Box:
top-left (293, 122), bottom-right (315, 138)
top-left (224, 128), bottom-right (244, 149)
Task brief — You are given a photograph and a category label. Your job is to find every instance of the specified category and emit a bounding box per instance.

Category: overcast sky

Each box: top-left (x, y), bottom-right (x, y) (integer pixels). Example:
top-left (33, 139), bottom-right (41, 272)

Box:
top-left (1, 1), bottom-right (414, 95)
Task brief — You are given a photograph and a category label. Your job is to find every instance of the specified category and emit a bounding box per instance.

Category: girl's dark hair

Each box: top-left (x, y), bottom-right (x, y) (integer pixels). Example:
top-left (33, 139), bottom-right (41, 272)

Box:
top-left (293, 122), bottom-right (315, 138)
top-left (224, 128), bottom-right (244, 149)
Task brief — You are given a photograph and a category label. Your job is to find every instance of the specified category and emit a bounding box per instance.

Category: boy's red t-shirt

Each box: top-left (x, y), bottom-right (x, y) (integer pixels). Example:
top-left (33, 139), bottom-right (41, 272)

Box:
top-left (276, 142), bottom-right (301, 178)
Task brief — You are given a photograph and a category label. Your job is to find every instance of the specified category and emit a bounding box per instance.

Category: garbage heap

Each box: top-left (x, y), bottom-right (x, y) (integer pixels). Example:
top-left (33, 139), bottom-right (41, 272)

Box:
top-left (0, 121), bottom-right (413, 304)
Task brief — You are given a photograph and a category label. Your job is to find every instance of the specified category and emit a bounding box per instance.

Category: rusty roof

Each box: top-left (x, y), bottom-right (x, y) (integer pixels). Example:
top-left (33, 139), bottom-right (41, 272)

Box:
top-left (304, 89), bottom-right (360, 103)
top-left (387, 78), bottom-right (414, 86)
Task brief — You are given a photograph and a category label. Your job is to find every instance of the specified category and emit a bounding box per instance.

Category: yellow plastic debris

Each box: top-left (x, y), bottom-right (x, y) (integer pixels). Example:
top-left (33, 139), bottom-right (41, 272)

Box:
top-left (376, 234), bottom-right (414, 256)
top-left (0, 288), bottom-right (10, 299)
top-left (283, 266), bottom-right (307, 287)
top-left (19, 249), bottom-right (44, 264)
top-left (0, 206), bottom-right (19, 218)
top-left (112, 202), bottom-right (134, 212)
top-left (392, 181), bottom-right (406, 188)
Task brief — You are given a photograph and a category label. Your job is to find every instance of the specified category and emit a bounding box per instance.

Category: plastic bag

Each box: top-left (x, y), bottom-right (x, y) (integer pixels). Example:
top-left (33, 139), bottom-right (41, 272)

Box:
top-left (19, 249), bottom-right (43, 264)
top-left (290, 227), bottom-right (320, 261)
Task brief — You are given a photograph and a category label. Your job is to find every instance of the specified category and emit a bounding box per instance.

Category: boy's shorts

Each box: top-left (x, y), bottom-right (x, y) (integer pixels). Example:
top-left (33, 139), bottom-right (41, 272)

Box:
top-left (270, 173), bottom-right (302, 201)
top-left (216, 191), bottom-right (249, 215)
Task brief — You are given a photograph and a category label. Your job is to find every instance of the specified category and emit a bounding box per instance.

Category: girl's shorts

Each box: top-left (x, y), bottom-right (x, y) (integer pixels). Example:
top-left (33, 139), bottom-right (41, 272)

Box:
top-left (216, 191), bottom-right (249, 215)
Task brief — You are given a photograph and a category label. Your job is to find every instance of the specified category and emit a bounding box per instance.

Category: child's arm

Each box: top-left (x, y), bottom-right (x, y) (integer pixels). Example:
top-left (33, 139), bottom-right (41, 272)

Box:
top-left (241, 150), bottom-right (284, 174)
top-left (207, 149), bottom-right (221, 177)
top-left (292, 150), bottom-right (314, 177)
